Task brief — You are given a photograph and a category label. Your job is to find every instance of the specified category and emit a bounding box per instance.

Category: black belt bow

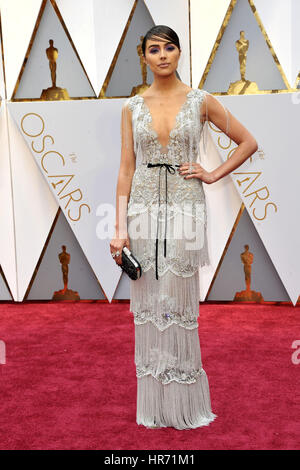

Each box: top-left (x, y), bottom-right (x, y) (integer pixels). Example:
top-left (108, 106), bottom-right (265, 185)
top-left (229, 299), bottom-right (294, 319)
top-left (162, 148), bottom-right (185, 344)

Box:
top-left (147, 162), bottom-right (180, 280)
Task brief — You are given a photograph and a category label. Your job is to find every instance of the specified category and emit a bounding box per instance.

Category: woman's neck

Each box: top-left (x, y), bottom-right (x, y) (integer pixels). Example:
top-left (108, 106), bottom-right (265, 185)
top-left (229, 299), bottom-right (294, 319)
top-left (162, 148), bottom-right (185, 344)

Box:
top-left (149, 74), bottom-right (184, 96)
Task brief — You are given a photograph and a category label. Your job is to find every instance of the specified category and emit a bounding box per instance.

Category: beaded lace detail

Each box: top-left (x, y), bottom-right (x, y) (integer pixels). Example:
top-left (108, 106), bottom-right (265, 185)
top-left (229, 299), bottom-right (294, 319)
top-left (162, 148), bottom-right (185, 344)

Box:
top-left (127, 89), bottom-right (204, 164)
top-left (127, 227), bottom-right (208, 278)
top-left (136, 364), bottom-right (205, 385)
top-left (132, 305), bottom-right (199, 331)
top-left (126, 89), bottom-right (210, 278)
top-left (127, 89), bottom-right (206, 216)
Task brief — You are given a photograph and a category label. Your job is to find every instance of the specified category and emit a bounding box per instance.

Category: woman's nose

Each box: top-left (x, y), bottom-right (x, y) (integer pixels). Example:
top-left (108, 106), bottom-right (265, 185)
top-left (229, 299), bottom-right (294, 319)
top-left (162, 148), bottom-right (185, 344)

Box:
top-left (159, 48), bottom-right (166, 59)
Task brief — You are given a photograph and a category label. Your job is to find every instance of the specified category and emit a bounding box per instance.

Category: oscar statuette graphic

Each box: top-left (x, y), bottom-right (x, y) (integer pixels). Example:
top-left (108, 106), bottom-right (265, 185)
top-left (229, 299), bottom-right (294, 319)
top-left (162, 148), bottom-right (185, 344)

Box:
top-left (234, 244), bottom-right (264, 302)
top-left (228, 31), bottom-right (259, 94)
top-left (52, 245), bottom-right (80, 300)
top-left (295, 71), bottom-right (300, 89)
top-left (40, 39), bottom-right (70, 101)
top-left (130, 36), bottom-right (150, 96)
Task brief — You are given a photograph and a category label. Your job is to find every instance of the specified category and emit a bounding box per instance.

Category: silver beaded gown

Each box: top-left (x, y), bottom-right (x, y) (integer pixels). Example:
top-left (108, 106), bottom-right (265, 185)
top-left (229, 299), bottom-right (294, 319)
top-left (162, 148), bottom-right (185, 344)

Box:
top-left (124, 88), bottom-right (220, 430)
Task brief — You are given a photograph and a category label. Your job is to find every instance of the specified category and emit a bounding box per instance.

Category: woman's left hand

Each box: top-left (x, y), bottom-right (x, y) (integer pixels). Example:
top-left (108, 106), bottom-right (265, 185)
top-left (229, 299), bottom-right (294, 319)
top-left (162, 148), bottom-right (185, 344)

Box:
top-left (178, 162), bottom-right (216, 184)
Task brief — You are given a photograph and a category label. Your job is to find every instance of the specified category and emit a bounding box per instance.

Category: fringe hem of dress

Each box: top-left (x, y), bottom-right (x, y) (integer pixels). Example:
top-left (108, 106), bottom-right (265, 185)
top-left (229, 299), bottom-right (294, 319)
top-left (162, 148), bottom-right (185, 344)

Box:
top-left (136, 369), bottom-right (217, 430)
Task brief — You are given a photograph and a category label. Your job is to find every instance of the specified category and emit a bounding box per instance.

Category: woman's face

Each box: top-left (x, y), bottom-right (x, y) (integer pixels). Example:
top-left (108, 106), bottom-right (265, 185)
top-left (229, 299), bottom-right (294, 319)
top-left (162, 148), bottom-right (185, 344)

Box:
top-left (143, 36), bottom-right (181, 76)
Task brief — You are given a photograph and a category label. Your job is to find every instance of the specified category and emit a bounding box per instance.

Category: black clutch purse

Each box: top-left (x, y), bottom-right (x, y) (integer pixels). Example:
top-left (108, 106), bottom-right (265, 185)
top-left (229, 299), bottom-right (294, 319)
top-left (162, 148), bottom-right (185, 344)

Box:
top-left (120, 246), bottom-right (142, 280)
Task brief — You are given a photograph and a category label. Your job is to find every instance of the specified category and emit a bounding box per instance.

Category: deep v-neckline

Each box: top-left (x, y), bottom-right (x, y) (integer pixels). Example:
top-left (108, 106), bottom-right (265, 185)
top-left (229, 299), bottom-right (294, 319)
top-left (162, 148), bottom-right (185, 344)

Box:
top-left (140, 89), bottom-right (194, 150)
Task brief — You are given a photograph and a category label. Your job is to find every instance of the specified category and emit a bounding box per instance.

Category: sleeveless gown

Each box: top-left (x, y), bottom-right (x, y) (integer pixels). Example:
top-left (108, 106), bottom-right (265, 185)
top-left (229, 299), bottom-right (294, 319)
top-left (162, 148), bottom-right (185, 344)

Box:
top-left (125, 88), bottom-right (217, 430)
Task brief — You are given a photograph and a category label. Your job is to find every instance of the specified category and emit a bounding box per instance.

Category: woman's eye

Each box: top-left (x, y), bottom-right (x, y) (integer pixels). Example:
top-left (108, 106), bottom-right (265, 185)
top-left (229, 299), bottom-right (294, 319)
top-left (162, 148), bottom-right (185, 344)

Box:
top-left (166, 46), bottom-right (175, 51)
top-left (149, 48), bottom-right (159, 54)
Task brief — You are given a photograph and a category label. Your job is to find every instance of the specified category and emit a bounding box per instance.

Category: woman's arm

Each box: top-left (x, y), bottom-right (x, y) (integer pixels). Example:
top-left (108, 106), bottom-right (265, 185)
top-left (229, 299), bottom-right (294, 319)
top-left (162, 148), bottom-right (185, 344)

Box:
top-left (180, 92), bottom-right (258, 184)
top-left (110, 102), bottom-right (135, 265)
top-left (114, 102), bottom-right (136, 235)
top-left (205, 93), bottom-right (258, 183)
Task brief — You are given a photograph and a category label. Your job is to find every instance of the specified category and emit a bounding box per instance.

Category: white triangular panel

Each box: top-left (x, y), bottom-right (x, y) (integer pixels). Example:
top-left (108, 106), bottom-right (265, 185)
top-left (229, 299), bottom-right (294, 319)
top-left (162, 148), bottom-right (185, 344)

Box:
top-left (56, 0), bottom-right (135, 96)
top-left (255, 0), bottom-right (292, 87)
top-left (199, 129), bottom-right (241, 301)
top-left (0, 0), bottom-right (42, 99)
top-left (144, 0), bottom-right (191, 85)
top-left (8, 99), bottom-right (126, 302)
top-left (6, 107), bottom-right (59, 301)
top-left (14, 0), bottom-right (95, 99)
top-left (0, 102), bottom-right (17, 299)
top-left (210, 92), bottom-right (300, 305)
top-left (199, 129), bottom-right (242, 301)
top-left (190, 0), bottom-right (231, 88)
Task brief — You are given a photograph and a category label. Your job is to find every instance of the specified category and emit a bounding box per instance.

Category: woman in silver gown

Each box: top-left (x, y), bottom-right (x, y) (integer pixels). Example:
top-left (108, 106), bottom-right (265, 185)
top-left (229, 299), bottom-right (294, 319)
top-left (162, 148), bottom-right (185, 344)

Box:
top-left (110, 26), bottom-right (258, 430)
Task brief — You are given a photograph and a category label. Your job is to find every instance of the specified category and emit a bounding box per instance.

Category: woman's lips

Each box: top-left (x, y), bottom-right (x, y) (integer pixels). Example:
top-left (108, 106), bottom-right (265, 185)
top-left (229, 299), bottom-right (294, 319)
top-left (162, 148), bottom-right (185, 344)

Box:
top-left (158, 63), bottom-right (170, 68)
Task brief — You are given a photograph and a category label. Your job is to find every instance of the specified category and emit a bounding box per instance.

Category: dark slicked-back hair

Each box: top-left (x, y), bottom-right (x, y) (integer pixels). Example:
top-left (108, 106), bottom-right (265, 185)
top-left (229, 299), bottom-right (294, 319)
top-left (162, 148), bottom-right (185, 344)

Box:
top-left (141, 25), bottom-right (181, 56)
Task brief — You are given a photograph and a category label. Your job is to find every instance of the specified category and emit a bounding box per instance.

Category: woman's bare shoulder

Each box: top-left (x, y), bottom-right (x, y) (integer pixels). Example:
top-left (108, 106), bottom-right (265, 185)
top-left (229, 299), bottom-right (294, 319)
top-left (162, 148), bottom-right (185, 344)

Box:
top-left (123, 94), bottom-right (142, 112)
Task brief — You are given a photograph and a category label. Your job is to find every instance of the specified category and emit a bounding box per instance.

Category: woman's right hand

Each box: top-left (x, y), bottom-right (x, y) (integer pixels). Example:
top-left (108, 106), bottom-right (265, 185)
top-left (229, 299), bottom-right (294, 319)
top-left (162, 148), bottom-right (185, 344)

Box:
top-left (110, 231), bottom-right (130, 266)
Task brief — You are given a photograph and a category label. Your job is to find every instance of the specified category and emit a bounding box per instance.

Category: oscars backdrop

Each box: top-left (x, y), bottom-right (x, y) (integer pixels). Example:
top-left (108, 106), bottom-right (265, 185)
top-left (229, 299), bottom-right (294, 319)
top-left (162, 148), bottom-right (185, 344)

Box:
top-left (0, 0), bottom-right (300, 305)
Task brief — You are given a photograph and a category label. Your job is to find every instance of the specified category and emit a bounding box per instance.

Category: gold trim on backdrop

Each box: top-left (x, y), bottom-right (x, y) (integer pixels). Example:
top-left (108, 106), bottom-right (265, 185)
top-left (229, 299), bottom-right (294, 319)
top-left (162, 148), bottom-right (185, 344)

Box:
top-left (294, 71), bottom-right (300, 89)
top-left (0, 12), bottom-right (7, 100)
top-left (99, 0), bottom-right (138, 98)
top-left (198, 0), bottom-right (293, 94)
top-left (11, 0), bottom-right (97, 102)
top-left (205, 203), bottom-right (245, 301)
top-left (212, 88), bottom-right (295, 96)
top-left (12, 96), bottom-right (96, 103)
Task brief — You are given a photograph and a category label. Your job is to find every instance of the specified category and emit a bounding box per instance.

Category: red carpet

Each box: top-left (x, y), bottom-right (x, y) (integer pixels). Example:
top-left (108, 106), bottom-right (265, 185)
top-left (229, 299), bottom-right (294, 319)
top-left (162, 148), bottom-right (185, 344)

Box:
top-left (0, 301), bottom-right (299, 450)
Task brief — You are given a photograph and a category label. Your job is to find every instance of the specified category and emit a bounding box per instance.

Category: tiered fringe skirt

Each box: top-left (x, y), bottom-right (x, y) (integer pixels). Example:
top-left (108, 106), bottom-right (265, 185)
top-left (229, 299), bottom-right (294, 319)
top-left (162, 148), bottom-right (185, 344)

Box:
top-left (130, 266), bottom-right (217, 430)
